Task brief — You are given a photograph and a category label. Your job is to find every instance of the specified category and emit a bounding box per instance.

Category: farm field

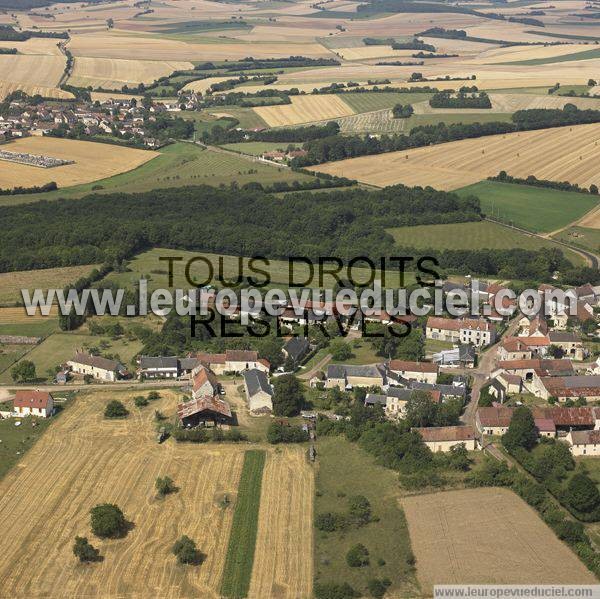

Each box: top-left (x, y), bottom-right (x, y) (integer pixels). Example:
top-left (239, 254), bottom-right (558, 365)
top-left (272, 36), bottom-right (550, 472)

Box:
top-left (0, 54), bottom-right (65, 88)
top-left (221, 141), bottom-right (300, 156)
top-left (553, 226), bottom-right (600, 253)
top-left (314, 436), bottom-right (419, 597)
top-left (310, 123), bottom-right (600, 190)
top-left (0, 81), bottom-right (72, 101)
top-left (0, 389), bottom-right (245, 598)
top-left (402, 488), bottom-right (596, 594)
top-left (389, 221), bottom-right (584, 264)
top-left (0, 332), bottom-right (143, 384)
top-left (0, 137), bottom-right (158, 190)
top-left (68, 57), bottom-right (194, 88)
top-left (254, 95), bottom-right (355, 126)
top-left (339, 91), bottom-right (434, 113)
top-left (456, 181), bottom-right (600, 234)
top-left (0, 264), bottom-right (100, 306)
top-left (578, 206), bottom-right (600, 229)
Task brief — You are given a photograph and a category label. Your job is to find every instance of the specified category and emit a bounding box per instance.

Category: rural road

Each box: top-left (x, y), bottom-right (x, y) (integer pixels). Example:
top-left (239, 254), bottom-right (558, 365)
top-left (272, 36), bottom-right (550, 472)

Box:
top-left (0, 379), bottom-right (188, 396)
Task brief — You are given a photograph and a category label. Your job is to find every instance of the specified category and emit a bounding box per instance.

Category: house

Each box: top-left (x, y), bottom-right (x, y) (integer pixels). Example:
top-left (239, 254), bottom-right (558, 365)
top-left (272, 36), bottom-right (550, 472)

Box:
top-left (325, 364), bottom-right (386, 390)
top-left (192, 365), bottom-right (219, 399)
top-left (548, 331), bottom-right (585, 361)
top-left (426, 317), bottom-right (495, 347)
top-left (498, 337), bottom-right (534, 361)
top-left (282, 337), bottom-right (310, 365)
top-left (387, 360), bottom-right (438, 384)
top-left (139, 356), bottom-right (179, 379)
top-left (56, 370), bottom-right (69, 385)
top-left (518, 315), bottom-right (548, 337)
top-left (414, 425), bottom-right (478, 452)
top-left (485, 372), bottom-right (522, 401)
top-left (496, 358), bottom-right (574, 385)
top-left (67, 352), bottom-right (124, 382)
top-left (433, 344), bottom-right (476, 368)
top-left (177, 395), bottom-right (233, 427)
top-left (13, 390), bottom-right (54, 418)
top-left (476, 406), bottom-right (514, 436)
top-left (536, 375), bottom-right (600, 402)
top-left (566, 429), bottom-right (600, 456)
top-left (243, 369), bottom-right (273, 413)
top-left (194, 350), bottom-right (270, 374)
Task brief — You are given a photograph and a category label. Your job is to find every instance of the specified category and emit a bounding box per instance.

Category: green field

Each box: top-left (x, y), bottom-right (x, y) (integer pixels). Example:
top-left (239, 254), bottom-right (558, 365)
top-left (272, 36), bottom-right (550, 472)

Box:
top-left (103, 247), bottom-right (417, 294)
top-left (553, 226), bottom-right (600, 253)
top-left (208, 107), bottom-right (269, 130)
top-left (0, 332), bottom-right (144, 384)
top-left (501, 47), bottom-right (600, 66)
top-left (389, 221), bottom-right (583, 263)
top-left (221, 141), bottom-right (300, 156)
top-left (456, 181), bottom-right (600, 233)
top-left (314, 436), bottom-right (418, 597)
top-left (0, 320), bottom-right (59, 338)
top-left (220, 449), bottom-right (266, 598)
top-left (339, 92), bottom-right (434, 113)
top-left (0, 143), bottom-right (314, 206)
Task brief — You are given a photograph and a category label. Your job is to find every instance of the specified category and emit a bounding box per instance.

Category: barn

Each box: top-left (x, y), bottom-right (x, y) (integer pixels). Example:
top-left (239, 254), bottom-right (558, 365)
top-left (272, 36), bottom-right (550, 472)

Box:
top-left (177, 395), bottom-right (233, 427)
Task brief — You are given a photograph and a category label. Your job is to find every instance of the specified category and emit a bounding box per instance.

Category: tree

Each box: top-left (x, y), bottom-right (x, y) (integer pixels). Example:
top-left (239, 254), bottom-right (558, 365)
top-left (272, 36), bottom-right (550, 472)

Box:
top-left (347, 495), bottom-right (371, 526)
top-left (314, 582), bottom-right (359, 599)
top-left (134, 395), bottom-right (149, 407)
top-left (172, 535), bottom-right (203, 565)
top-left (266, 422), bottom-right (309, 444)
top-left (547, 344), bottom-right (564, 359)
top-left (90, 504), bottom-right (127, 538)
top-left (405, 390), bottom-right (437, 427)
top-left (73, 536), bottom-right (101, 562)
top-left (11, 360), bottom-right (36, 383)
top-left (329, 338), bottom-right (353, 361)
top-left (346, 543), bottom-right (369, 567)
top-left (567, 472), bottom-right (600, 513)
top-left (502, 406), bottom-right (537, 452)
top-left (272, 374), bottom-right (304, 417)
top-left (446, 443), bottom-right (471, 471)
top-left (155, 476), bottom-right (177, 497)
top-left (104, 400), bottom-right (129, 419)
top-left (367, 578), bottom-right (392, 599)
top-left (147, 391), bottom-right (161, 401)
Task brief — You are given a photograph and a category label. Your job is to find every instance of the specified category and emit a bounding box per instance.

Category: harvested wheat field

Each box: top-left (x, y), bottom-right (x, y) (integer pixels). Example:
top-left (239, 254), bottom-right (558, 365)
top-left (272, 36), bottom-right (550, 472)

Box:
top-left (0, 137), bottom-right (158, 190)
top-left (183, 77), bottom-right (237, 94)
top-left (0, 81), bottom-right (72, 101)
top-left (255, 95), bottom-right (354, 126)
top-left (0, 390), bottom-right (246, 598)
top-left (402, 488), bottom-right (596, 595)
top-left (0, 264), bottom-right (99, 306)
top-left (470, 43), bottom-right (595, 65)
top-left (334, 46), bottom-right (414, 61)
top-left (311, 122), bottom-right (600, 190)
top-left (249, 446), bottom-right (314, 599)
top-left (0, 54), bottom-right (65, 87)
top-left (69, 57), bottom-right (193, 88)
top-left (0, 305), bottom-right (58, 323)
top-left (0, 38), bottom-right (64, 56)
top-left (578, 206), bottom-right (600, 229)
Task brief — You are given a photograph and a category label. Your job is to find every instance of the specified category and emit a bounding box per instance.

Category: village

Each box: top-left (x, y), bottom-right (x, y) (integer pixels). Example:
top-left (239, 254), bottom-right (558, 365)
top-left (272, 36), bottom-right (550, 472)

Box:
top-left (3, 278), bottom-right (600, 459)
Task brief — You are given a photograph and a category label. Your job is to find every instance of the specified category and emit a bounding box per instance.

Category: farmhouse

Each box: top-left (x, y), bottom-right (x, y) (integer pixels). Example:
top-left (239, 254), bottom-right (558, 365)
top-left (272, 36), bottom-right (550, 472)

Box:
top-left (282, 337), bottom-right (310, 365)
top-left (195, 350), bottom-right (269, 374)
top-left (177, 395), bottom-right (233, 427)
top-left (242, 368), bottom-right (273, 413)
top-left (139, 356), bottom-right (179, 379)
top-left (485, 372), bottom-right (522, 401)
top-left (387, 360), bottom-right (438, 384)
top-left (67, 351), bottom-right (124, 382)
top-left (498, 337), bottom-right (534, 361)
top-left (476, 406), bottom-right (514, 436)
top-left (566, 430), bottom-right (600, 456)
top-left (548, 331), bottom-right (585, 361)
top-left (425, 317), bottom-right (495, 347)
top-left (191, 365), bottom-right (219, 400)
top-left (536, 375), bottom-right (600, 402)
top-left (13, 390), bottom-right (54, 418)
top-left (325, 363), bottom-right (386, 390)
top-left (414, 425), bottom-right (478, 452)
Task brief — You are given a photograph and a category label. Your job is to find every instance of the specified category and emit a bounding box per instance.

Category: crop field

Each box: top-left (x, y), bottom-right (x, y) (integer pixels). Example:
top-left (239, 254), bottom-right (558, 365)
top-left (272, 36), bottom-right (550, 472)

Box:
top-left (456, 181), bottom-right (600, 234)
top-left (254, 95), bottom-right (355, 126)
top-left (554, 226), bottom-right (600, 252)
top-left (389, 221), bottom-right (583, 263)
top-left (0, 264), bottom-right (100, 306)
top-left (68, 57), bottom-right (194, 88)
top-left (310, 123), bottom-right (600, 190)
top-left (182, 76), bottom-right (237, 94)
top-left (402, 488), bottom-right (596, 594)
top-left (339, 91), bottom-right (434, 113)
top-left (501, 47), bottom-right (600, 66)
top-left (0, 54), bottom-right (65, 88)
top-left (221, 141), bottom-right (297, 156)
top-left (578, 206), bottom-right (600, 229)
top-left (0, 137), bottom-right (158, 191)
top-left (471, 43), bottom-right (598, 66)
top-left (334, 46), bottom-right (414, 61)
top-left (0, 390), bottom-right (246, 598)
top-left (0, 305), bottom-right (58, 325)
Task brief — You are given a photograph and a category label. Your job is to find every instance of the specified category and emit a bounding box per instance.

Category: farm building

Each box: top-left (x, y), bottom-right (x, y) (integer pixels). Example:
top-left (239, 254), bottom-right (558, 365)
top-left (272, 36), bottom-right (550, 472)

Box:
top-left (139, 356), bottom-right (179, 379)
top-left (535, 375), bottom-right (600, 402)
top-left (67, 351), bottom-right (126, 381)
top-left (177, 395), bottom-right (233, 427)
top-left (282, 337), bottom-right (310, 365)
top-left (325, 364), bottom-right (386, 390)
top-left (387, 360), bottom-right (438, 384)
top-left (194, 350), bottom-right (269, 374)
top-left (13, 390), bottom-right (54, 418)
top-left (566, 430), bottom-right (600, 456)
top-left (414, 425), bottom-right (478, 452)
top-left (192, 365), bottom-right (219, 400)
top-left (243, 368), bottom-right (273, 413)
top-left (425, 317), bottom-right (495, 347)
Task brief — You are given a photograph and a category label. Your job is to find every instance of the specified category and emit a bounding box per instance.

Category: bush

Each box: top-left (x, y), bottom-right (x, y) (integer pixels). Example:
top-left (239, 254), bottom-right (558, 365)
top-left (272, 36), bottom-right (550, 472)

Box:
top-left (172, 535), bottom-right (203, 565)
top-left (315, 511), bottom-right (347, 532)
top-left (172, 428), bottom-right (209, 443)
top-left (266, 422), bottom-right (309, 444)
top-left (90, 504), bottom-right (127, 538)
top-left (134, 395), bottom-right (149, 407)
top-left (147, 391), bottom-right (161, 401)
top-left (367, 578), bottom-right (391, 598)
top-left (347, 495), bottom-right (372, 526)
top-left (155, 475), bottom-right (177, 497)
top-left (567, 473), bottom-right (600, 513)
top-left (314, 582), bottom-right (359, 599)
top-left (346, 543), bottom-right (369, 567)
top-left (104, 400), bottom-right (129, 419)
top-left (73, 536), bottom-right (101, 562)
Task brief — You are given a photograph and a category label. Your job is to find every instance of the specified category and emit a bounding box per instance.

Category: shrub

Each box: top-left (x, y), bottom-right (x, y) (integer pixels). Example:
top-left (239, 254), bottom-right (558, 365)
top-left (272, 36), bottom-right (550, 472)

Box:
top-left (346, 543), bottom-right (369, 567)
top-left (155, 475), bottom-right (177, 497)
top-left (73, 536), bottom-right (101, 562)
top-left (266, 422), bottom-right (309, 444)
top-left (314, 582), bottom-right (359, 599)
top-left (172, 535), bottom-right (203, 565)
top-left (90, 504), bottom-right (127, 538)
top-left (567, 473), bottom-right (600, 513)
top-left (104, 400), bottom-right (129, 419)
top-left (134, 395), bottom-right (149, 407)
top-left (367, 578), bottom-right (391, 598)
top-left (147, 391), bottom-right (161, 401)
top-left (315, 511), bottom-right (347, 532)
top-left (347, 495), bottom-right (371, 526)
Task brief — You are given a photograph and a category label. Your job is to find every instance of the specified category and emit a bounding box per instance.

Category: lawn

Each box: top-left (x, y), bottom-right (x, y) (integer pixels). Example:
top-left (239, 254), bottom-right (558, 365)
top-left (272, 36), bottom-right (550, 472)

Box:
top-left (0, 332), bottom-right (144, 383)
top-left (103, 247), bottom-right (417, 294)
top-left (331, 340), bottom-right (382, 365)
top-left (456, 180), bottom-right (600, 233)
top-left (339, 92), bottom-right (434, 113)
top-left (0, 143), bottom-right (311, 205)
top-left (388, 221), bottom-right (584, 263)
top-left (314, 436), bottom-right (419, 597)
top-left (553, 226), bottom-right (600, 253)
top-left (220, 449), bottom-right (266, 598)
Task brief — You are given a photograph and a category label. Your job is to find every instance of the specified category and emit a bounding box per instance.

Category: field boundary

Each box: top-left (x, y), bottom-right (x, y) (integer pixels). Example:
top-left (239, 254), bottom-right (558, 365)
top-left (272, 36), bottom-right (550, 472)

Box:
top-left (220, 449), bottom-right (266, 598)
